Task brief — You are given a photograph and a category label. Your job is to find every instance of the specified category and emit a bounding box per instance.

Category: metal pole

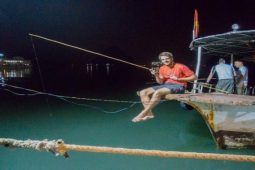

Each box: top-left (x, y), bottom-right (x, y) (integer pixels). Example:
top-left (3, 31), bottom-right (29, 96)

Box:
top-left (193, 46), bottom-right (202, 93)
top-left (230, 54), bottom-right (234, 65)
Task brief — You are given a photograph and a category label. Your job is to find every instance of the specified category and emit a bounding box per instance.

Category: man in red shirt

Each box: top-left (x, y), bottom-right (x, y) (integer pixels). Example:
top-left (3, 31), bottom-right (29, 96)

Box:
top-left (132, 52), bottom-right (197, 122)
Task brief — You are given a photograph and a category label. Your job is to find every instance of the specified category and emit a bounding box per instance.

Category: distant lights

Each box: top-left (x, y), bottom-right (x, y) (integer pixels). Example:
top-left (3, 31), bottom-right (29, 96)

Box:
top-left (0, 53), bottom-right (4, 57)
top-left (231, 24), bottom-right (239, 31)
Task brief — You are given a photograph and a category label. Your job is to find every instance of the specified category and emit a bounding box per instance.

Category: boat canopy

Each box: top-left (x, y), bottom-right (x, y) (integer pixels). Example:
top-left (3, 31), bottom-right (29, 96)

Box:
top-left (189, 29), bottom-right (255, 90)
top-left (190, 30), bottom-right (255, 59)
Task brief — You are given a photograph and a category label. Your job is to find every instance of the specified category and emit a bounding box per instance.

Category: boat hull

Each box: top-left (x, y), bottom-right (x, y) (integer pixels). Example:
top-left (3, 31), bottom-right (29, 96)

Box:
top-left (166, 93), bottom-right (255, 149)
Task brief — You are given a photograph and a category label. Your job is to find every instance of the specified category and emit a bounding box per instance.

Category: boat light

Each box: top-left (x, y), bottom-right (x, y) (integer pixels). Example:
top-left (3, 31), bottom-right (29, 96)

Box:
top-left (231, 24), bottom-right (239, 31)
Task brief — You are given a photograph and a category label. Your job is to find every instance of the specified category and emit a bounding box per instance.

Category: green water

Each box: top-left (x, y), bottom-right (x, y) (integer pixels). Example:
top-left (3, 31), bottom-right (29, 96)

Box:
top-left (0, 90), bottom-right (255, 170)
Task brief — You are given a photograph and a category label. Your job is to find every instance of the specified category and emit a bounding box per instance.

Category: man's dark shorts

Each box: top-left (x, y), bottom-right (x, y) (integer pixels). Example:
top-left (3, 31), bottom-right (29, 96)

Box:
top-left (152, 83), bottom-right (185, 94)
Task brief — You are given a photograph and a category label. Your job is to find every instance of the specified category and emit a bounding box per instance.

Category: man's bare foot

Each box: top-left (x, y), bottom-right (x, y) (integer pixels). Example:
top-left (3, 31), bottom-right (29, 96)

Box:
top-left (132, 111), bottom-right (154, 123)
top-left (141, 115), bottom-right (154, 121)
top-left (132, 115), bottom-right (154, 122)
top-left (132, 117), bottom-right (142, 122)
top-left (132, 114), bottom-right (144, 122)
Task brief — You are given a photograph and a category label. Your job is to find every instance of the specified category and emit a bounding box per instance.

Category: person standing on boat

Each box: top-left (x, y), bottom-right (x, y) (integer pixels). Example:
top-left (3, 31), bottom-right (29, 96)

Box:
top-left (132, 52), bottom-right (197, 122)
top-left (234, 60), bottom-right (248, 95)
top-left (206, 58), bottom-right (235, 93)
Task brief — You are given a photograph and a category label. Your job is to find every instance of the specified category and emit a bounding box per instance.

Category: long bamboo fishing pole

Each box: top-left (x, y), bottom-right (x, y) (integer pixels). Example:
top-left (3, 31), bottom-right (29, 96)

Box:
top-left (29, 33), bottom-right (150, 71)
top-left (29, 33), bottom-right (224, 92)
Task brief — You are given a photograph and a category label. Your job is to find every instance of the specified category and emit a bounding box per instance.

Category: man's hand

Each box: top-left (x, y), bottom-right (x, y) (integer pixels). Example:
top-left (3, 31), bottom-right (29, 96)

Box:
top-left (169, 75), bottom-right (178, 80)
top-left (244, 81), bottom-right (248, 87)
top-left (150, 68), bottom-right (158, 75)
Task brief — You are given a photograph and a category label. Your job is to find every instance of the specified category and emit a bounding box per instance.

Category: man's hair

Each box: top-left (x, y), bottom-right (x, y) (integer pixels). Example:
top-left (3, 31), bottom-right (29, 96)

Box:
top-left (235, 60), bottom-right (243, 63)
top-left (158, 52), bottom-right (173, 60)
top-left (218, 58), bottom-right (225, 63)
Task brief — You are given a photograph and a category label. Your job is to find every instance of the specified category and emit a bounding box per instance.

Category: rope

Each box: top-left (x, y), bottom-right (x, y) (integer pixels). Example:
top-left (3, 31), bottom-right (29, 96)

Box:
top-left (0, 82), bottom-right (140, 114)
top-left (29, 33), bottom-right (150, 71)
top-left (1, 138), bottom-right (255, 162)
top-left (0, 81), bottom-right (228, 109)
top-left (0, 82), bottom-right (140, 104)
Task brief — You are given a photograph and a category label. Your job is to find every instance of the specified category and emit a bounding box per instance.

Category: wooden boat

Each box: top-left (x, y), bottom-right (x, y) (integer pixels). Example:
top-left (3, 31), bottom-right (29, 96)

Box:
top-left (166, 29), bottom-right (255, 149)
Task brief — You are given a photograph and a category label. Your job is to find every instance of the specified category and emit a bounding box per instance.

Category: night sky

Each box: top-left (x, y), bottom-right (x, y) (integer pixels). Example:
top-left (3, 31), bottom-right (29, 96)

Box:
top-left (1, 0), bottom-right (255, 68)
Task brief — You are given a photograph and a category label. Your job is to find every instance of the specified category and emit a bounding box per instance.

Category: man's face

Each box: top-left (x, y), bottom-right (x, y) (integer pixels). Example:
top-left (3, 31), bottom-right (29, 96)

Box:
top-left (234, 61), bottom-right (240, 68)
top-left (160, 56), bottom-right (173, 65)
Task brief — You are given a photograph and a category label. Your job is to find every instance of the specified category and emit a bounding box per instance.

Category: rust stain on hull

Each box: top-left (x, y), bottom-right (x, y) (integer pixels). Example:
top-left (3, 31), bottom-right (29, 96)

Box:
top-left (165, 93), bottom-right (255, 149)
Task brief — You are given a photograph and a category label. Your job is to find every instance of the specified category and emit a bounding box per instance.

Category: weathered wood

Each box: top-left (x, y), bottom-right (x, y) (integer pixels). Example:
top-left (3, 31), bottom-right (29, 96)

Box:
top-left (165, 93), bottom-right (255, 106)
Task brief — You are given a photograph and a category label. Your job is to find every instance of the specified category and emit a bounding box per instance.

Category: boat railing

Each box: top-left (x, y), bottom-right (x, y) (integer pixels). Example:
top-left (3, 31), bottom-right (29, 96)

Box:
top-left (192, 81), bottom-right (214, 93)
top-left (193, 81), bottom-right (255, 96)
top-left (245, 86), bottom-right (255, 96)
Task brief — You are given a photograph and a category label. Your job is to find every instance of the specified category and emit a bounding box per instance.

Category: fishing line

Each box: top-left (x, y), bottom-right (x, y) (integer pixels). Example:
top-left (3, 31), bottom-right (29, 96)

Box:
top-left (30, 36), bottom-right (53, 115)
top-left (30, 36), bottom-right (48, 97)
top-left (29, 33), bottom-right (150, 71)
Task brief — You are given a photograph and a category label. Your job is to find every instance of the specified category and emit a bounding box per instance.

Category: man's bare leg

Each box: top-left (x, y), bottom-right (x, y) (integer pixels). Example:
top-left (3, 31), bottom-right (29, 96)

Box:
top-left (140, 90), bottom-right (155, 119)
top-left (132, 88), bottom-right (171, 122)
top-left (132, 88), bottom-right (155, 122)
top-left (132, 94), bottom-right (160, 122)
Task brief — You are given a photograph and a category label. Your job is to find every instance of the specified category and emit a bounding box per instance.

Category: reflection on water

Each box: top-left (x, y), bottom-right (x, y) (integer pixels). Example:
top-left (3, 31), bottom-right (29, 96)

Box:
top-left (0, 68), bottom-right (31, 86)
top-left (0, 68), bottom-right (31, 78)
top-left (85, 63), bottom-right (112, 76)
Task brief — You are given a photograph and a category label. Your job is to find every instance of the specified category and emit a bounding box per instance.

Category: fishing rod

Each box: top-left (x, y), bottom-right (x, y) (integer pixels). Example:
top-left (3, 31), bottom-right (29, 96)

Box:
top-left (28, 34), bottom-right (209, 77)
top-left (29, 33), bottom-right (150, 71)
top-left (29, 34), bottom-right (224, 92)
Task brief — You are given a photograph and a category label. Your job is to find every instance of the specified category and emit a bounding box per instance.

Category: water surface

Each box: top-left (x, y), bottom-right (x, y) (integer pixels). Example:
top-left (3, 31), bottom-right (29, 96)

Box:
top-left (0, 68), bottom-right (254, 170)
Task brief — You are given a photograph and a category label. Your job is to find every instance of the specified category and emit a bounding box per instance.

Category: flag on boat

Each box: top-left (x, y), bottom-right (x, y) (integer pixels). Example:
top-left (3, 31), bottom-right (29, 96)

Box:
top-left (192, 9), bottom-right (199, 40)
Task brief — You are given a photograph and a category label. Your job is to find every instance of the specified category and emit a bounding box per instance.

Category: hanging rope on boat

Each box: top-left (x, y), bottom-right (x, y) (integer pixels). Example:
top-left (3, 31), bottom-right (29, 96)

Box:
top-left (0, 82), bottom-right (139, 104)
top-left (29, 33), bottom-right (149, 71)
top-left (0, 82), bottom-right (172, 113)
top-left (0, 82), bottom-right (140, 114)
top-left (1, 138), bottom-right (255, 162)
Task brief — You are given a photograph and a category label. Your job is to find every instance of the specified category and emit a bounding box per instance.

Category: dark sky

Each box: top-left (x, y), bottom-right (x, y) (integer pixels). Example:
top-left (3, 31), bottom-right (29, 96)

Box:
top-left (1, 0), bottom-right (255, 66)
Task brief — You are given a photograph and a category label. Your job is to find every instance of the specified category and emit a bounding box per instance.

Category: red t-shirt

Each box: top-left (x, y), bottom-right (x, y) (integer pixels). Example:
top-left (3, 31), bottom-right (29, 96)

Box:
top-left (159, 63), bottom-right (194, 87)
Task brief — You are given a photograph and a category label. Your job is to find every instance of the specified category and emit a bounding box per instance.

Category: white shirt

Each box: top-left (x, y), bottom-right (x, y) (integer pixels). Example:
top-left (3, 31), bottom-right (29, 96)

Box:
top-left (211, 63), bottom-right (235, 80)
top-left (239, 66), bottom-right (248, 85)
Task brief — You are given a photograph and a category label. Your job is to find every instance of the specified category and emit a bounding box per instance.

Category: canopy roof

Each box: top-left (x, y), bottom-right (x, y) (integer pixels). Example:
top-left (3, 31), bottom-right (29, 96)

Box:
top-left (190, 30), bottom-right (255, 61)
